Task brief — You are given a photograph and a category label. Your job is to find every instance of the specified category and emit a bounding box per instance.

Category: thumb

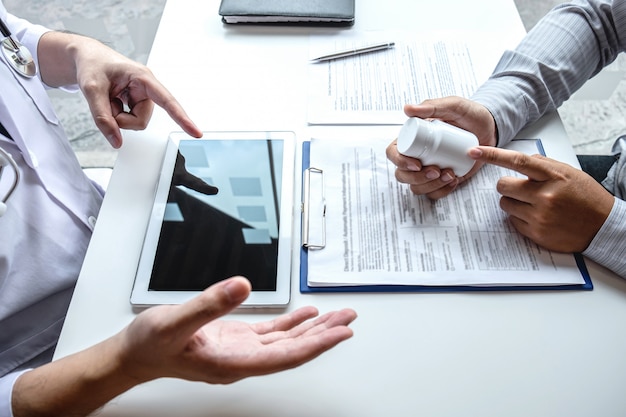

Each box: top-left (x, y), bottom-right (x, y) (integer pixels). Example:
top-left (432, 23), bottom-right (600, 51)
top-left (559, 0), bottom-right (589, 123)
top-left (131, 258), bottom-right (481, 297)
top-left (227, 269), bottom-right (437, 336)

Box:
top-left (171, 277), bottom-right (251, 339)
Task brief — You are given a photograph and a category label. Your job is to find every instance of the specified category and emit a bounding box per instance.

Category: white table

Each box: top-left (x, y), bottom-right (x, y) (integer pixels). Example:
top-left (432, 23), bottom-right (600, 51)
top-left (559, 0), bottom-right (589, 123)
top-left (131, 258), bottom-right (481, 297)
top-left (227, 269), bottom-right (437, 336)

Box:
top-left (54, 0), bottom-right (626, 416)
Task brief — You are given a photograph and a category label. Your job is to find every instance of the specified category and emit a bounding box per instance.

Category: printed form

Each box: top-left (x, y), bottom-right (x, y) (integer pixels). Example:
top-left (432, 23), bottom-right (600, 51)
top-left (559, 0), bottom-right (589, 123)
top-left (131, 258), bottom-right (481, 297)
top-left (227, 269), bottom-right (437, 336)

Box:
top-left (305, 137), bottom-right (586, 287)
top-left (307, 33), bottom-right (502, 125)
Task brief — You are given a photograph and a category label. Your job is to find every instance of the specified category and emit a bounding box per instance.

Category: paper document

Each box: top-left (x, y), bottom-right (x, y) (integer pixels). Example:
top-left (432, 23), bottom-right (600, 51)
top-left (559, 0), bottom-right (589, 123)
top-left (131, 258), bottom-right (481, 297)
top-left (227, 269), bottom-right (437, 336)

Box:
top-left (305, 137), bottom-right (586, 287)
top-left (307, 33), bottom-right (495, 125)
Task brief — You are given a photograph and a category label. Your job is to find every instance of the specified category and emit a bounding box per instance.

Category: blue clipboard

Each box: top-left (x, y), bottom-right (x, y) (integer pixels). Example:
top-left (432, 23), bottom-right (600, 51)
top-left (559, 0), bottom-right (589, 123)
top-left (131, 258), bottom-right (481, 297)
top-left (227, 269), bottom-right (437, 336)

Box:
top-left (299, 140), bottom-right (593, 293)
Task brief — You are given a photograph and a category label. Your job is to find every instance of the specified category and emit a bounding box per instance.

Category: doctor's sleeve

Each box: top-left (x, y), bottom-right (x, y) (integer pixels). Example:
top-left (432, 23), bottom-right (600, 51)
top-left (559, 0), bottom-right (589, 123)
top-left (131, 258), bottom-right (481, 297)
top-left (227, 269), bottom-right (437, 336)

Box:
top-left (4, 11), bottom-right (50, 82)
top-left (0, 370), bottom-right (29, 417)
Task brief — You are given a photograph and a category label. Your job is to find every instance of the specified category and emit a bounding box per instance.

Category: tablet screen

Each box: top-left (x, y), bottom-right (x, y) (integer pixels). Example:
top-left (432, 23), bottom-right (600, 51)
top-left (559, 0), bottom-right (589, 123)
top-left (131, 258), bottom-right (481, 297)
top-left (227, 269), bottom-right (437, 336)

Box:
top-left (131, 131), bottom-right (295, 308)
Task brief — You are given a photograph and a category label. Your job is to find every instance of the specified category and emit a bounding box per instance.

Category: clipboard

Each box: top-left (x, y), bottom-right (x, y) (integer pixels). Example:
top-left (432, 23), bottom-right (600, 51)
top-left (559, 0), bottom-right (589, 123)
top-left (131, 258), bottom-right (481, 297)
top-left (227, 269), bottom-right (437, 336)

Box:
top-left (299, 140), bottom-right (593, 293)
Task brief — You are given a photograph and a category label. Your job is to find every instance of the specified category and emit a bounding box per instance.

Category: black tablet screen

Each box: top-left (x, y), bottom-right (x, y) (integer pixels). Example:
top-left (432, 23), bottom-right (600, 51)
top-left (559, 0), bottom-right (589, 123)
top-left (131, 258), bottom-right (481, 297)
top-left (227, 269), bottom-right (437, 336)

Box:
top-left (147, 139), bottom-right (284, 292)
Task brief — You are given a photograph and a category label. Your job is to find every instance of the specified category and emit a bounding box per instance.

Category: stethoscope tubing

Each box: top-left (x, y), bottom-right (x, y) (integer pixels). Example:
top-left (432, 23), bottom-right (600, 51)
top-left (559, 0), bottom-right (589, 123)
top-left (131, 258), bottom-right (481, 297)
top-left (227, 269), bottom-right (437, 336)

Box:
top-left (0, 15), bottom-right (27, 214)
top-left (0, 145), bottom-right (20, 206)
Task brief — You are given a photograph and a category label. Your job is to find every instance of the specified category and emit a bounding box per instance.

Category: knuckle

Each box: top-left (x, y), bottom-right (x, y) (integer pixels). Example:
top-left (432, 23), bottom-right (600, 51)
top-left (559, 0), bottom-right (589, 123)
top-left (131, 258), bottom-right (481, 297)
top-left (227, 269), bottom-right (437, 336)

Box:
top-left (394, 168), bottom-right (404, 183)
top-left (93, 114), bottom-right (112, 130)
top-left (510, 152), bottom-right (530, 169)
top-left (80, 79), bottom-right (100, 95)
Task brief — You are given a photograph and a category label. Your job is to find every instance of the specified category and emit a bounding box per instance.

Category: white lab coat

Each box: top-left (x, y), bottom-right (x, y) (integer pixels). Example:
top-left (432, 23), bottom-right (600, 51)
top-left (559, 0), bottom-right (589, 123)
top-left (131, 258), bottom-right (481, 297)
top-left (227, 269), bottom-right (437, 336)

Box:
top-left (0, 3), bottom-right (104, 415)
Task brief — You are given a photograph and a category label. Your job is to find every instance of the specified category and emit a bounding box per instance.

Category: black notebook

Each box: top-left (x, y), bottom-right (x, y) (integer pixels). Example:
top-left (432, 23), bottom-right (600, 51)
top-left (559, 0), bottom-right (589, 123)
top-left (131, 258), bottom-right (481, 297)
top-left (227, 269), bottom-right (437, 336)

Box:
top-left (219, 0), bottom-right (355, 26)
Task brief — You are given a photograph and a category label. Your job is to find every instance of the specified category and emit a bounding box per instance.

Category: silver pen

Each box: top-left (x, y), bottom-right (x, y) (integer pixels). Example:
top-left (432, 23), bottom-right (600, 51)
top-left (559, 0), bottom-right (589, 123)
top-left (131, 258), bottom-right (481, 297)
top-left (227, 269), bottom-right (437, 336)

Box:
top-left (311, 42), bottom-right (395, 62)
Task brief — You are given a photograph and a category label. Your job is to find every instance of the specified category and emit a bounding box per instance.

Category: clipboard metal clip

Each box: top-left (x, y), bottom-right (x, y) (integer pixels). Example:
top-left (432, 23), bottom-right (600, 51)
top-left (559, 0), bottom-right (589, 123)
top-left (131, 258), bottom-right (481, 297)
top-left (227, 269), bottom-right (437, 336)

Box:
top-left (301, 166), bottom-right (326, 250)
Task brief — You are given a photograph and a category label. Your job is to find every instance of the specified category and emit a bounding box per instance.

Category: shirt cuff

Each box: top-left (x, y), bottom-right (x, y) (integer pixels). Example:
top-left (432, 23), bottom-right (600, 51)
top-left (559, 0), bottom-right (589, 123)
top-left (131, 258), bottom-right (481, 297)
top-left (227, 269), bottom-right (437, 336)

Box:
top-left (583, 197), bottom-right (626, 278)
top-left (471, 79), bottom-right (530, 147)
top-left (0, 370), bottom-right (30, 417)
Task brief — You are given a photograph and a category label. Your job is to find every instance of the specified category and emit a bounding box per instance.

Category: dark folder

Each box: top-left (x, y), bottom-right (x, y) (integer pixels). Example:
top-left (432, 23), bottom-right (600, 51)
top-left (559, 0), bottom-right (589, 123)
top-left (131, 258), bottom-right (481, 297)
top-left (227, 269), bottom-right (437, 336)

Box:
top-left (219, 0), bottom-right (355, 26)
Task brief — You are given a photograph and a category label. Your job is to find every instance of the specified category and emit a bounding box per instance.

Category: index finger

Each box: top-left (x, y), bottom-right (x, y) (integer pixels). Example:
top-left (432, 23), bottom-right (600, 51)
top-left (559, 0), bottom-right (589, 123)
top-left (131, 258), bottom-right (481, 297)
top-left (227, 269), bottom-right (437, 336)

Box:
top-left (144, 77), bottom-right (203, 138)
top-left (251, 306), bottom-right (320, 335)
top-left (468, 146), bottom-right (552, 181)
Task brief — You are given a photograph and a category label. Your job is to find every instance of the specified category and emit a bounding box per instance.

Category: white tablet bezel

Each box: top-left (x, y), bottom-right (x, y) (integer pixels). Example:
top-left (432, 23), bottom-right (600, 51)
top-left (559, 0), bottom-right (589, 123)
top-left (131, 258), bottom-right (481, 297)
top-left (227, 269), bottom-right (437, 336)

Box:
top-left (130, 131), bottom-right (296, 309)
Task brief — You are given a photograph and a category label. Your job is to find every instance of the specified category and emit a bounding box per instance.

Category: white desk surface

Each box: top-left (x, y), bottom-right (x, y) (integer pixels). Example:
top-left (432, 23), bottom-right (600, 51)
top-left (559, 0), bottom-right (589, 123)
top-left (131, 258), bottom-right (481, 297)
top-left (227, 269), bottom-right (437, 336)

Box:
top-left (55, 0), bottom-right (626, 416)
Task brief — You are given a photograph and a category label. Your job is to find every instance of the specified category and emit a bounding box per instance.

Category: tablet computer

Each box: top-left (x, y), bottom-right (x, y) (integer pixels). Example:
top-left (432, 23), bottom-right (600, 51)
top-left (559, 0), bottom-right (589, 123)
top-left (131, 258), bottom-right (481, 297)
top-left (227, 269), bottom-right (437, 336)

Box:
top-left (131, 131), bottom-right (296, 308)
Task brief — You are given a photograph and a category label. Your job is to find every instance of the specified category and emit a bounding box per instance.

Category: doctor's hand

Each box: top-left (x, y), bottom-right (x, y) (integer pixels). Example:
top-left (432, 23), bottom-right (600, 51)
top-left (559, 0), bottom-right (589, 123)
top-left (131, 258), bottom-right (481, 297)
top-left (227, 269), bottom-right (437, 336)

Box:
top-left (75, 41), bottom-right (203, 148)
top-left (386, 97), bottom-right (497, 200)
top-left (37, 31), bottom-right (203, 148)
top-left (118, 277), bottom-right (357, 384)
top-left (469, 146), bottom-right (614, 253)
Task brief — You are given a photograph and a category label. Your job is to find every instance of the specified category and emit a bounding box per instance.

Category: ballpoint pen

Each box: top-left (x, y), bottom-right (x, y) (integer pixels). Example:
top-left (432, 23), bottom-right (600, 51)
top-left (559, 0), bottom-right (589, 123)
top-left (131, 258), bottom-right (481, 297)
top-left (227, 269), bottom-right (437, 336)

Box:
top-left (311, 42), bottom-right (395, 62)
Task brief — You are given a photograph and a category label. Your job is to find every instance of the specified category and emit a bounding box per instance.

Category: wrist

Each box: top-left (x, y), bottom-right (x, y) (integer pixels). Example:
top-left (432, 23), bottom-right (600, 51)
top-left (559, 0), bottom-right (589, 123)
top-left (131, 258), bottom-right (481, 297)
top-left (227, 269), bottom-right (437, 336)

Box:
top-left (11, 335), bottom-right (142, 417)
top-left (37, 30), bottom-right (81, 87)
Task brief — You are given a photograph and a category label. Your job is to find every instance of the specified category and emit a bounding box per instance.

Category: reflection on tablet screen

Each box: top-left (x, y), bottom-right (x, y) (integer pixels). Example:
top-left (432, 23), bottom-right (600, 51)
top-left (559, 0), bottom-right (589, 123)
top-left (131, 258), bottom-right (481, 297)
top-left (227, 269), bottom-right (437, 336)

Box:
top-left (148, 139), bottom-right (284, 292)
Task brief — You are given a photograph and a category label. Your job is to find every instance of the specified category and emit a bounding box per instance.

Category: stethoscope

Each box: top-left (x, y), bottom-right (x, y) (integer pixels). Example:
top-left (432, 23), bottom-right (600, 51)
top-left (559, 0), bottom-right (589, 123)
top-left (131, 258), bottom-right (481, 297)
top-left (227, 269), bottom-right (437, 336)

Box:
top-left (0, 16), bottom-right (30, 215)
top-left (0, 146), bottom-right (19, 216)
top-left (0, 17), bottom-right (36, 78)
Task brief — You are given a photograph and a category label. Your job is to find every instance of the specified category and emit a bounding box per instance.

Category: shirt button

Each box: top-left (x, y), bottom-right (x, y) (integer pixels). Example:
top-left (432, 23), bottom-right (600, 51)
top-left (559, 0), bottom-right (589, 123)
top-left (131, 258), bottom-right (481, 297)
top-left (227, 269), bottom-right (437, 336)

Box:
top-left (88, 216), bottom-right (97, 229)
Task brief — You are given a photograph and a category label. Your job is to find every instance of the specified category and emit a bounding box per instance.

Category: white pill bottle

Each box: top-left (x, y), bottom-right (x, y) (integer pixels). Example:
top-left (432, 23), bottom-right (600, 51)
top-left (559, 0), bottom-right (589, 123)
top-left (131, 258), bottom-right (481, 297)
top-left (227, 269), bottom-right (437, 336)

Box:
top-left (396, 117), bottom-right (478, 176)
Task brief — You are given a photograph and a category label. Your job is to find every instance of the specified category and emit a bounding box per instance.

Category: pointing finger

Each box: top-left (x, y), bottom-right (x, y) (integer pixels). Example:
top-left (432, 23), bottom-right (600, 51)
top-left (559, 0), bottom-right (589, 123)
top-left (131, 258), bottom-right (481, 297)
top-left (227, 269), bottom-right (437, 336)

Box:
top-left (142, 77), bottom-right (203, 138)
top-left (468, 146), bottom-right (552, 181)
